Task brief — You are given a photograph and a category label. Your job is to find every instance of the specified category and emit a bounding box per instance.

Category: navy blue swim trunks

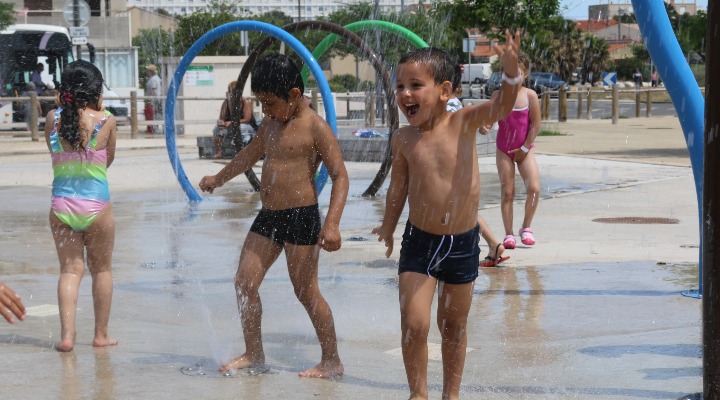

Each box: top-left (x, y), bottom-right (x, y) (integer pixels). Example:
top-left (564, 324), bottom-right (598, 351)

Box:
top-left (398, 221), bottom-right (480, 284)
top-left (249, 204), bottom-right (321, 245)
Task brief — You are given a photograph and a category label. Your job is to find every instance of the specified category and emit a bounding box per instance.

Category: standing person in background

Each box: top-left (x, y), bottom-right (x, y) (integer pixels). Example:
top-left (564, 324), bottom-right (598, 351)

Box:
top-left (445, 64), bottom-right (464, 112)
top-left (633, 68), bottom-right (643, 88)
top-left (447, 63), bottom-right (508, 267)
top-left (23, 82), bottom-right (42, 131)
top-left (651, 69), bottom-right (659, 88)
top-left (482, 54), bottom-right (541, 250)
top-left (45, 60), bottom-right (118, 352)
top-left (144, 64), bottom-right (162, 134)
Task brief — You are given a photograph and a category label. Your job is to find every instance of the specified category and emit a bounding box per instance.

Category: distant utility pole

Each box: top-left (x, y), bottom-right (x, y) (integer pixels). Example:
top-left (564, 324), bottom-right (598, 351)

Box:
top-left (73, 0), bottom-right (81, 60)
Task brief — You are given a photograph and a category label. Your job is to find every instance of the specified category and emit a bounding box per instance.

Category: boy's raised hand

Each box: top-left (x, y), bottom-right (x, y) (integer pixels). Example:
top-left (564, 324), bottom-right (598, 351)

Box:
top-left (493, 30), bottom-right (522, 78)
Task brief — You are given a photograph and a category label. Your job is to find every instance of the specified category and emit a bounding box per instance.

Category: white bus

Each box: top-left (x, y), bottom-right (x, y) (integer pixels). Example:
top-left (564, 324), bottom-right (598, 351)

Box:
top-left (0, 24), bottom-right (74, 130)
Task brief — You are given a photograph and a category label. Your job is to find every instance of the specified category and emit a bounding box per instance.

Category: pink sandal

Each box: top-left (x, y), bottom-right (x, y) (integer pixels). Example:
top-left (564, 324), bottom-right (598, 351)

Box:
top-left (502, 234), bottom-right (516, 249)
top-left (520, 228), bottom-right (535, 246)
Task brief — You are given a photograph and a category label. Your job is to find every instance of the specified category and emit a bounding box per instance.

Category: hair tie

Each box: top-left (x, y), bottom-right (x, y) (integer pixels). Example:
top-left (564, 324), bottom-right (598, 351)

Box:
top-left (61, 92), bottom-right (74, 104)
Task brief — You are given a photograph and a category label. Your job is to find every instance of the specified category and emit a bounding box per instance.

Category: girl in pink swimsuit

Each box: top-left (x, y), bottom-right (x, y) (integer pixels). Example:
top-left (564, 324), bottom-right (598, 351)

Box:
top-left (44, 60), bottom-right (118, 352)
top-left (486, 55), bottom-right (541, 249)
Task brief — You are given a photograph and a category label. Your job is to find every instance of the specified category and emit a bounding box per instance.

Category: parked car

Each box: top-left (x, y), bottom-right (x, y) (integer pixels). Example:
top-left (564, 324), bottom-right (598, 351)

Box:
top-left (529, 72), bottom-right (566, 95)
top-left (103, 84), bottom-right (128, 118)
top-left (483, 71), bottom-right (502, 97)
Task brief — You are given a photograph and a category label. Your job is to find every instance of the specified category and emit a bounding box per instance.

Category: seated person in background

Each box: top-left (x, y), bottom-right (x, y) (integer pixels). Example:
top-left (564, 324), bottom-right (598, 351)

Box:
top-left (30, 63), bottom-right (46, 94)
top-left (41, 81), bottom-right (58, 116)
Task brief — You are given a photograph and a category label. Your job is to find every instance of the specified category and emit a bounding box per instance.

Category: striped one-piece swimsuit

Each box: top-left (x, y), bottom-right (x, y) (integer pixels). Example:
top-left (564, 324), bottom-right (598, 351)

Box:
top-left (49, 107), bottom-right (112, 232)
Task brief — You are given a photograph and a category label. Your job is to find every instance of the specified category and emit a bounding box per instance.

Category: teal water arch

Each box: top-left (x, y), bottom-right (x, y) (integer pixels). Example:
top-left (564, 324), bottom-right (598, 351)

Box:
top-left (303, 20), bottom-right (429, 196)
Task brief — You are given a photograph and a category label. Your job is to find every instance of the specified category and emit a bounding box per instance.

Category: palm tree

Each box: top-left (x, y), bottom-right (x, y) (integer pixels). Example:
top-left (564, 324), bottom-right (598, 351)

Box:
top-left (550, 18), bottom-right (583, 82)
top-left (580, 35), bottom-right (610, 85)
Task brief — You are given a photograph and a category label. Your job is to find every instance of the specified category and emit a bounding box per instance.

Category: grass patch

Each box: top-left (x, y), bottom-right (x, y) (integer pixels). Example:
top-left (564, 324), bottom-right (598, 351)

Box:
top-left (538, 130), bottom-right (567, 136)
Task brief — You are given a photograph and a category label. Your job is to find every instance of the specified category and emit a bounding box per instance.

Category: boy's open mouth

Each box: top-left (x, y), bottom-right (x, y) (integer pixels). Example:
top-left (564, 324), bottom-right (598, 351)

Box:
top-left (405, 103), bottom-right (419, 118)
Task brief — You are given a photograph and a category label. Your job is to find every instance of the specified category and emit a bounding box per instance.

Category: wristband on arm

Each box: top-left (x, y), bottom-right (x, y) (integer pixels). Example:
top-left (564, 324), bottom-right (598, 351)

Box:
top-left (501, 70), bottom-right (524, 85)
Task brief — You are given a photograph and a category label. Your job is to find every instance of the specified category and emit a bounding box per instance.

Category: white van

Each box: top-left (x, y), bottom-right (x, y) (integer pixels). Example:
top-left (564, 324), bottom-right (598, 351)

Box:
top-left (461, 63), bottom-right (492, 84)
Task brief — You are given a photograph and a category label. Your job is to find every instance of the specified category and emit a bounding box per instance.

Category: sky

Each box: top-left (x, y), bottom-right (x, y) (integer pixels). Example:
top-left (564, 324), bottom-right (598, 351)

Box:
top-left (560, 0), bottom-right (709, 20)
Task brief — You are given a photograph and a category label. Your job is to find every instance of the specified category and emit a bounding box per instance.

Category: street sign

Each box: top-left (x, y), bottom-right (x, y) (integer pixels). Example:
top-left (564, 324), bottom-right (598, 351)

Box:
top-left (462, 38), bottom-right (476, 53)
top-left (69, 26), bottom-right (89, 37)
top-left (63, 0), bottom-right (91, 27)
top-left (71, 36), bottom-right (87, 45)
top-left (603, 71), bottom-right (617, 87)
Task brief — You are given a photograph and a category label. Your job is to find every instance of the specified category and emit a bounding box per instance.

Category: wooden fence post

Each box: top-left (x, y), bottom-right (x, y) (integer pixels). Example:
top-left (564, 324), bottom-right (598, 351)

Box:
top-left (586, 88), bottom-right (593, 120)
top-left (635, 89), bottom-right (641, 118)
top-left (612, 84), bottom-right (619, 125)
top-left (558, 85), bottom-right (567, 122)
top-left (576, 87), bottom-right (583, 120)
top-left (130, 91), bottom-right (138, 138)
top-left (541, 92), bottom-right (550, 120)
top-left (30, 92), bottom-right (39, 142)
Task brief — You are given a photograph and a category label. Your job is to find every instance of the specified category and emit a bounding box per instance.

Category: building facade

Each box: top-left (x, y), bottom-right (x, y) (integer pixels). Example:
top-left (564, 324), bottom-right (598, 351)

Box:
top-left (9, 0), bottom-right (138, 91)
top-left (589, 1), bottom-right (698, 20)
top-left (127, 0), bottom-right (416, 19)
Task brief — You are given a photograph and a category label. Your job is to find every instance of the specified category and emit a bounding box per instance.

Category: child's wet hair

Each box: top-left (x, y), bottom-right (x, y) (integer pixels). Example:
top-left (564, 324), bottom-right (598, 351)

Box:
top-left (251, 54), bottom-right (304, 100)
top-left (57, 60), bottom-right (104, 150)
top-left (518, 53), bottom-right (531, 75)
top-left (451, 63), bottom-right (463, 91)
top-left (398, 47), bottom-right (454, 86)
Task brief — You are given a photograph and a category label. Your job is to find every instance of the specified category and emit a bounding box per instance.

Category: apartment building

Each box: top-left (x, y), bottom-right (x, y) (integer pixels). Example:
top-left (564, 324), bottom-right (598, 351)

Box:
top-left (127, 0), bottom-right (416, 19)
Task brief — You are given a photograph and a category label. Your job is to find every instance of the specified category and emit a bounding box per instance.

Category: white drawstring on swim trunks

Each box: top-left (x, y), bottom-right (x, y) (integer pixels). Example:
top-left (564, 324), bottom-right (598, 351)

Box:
top-left (427, 234), bottom-right (454, 276)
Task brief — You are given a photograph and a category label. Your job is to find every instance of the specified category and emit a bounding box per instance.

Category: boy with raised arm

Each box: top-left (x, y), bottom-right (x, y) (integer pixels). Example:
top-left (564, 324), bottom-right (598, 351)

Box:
top-left (372, 31), bottom-right (522, 399)
top-left (199, 54), bottom-right (348, 379)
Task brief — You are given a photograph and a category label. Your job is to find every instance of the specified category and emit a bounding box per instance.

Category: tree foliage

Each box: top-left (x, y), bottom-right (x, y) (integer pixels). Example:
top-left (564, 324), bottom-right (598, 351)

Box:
top-left (666, 5), bottom-right (707, 61)
top-left (579, 35), bottom-right (610, 84)
top-left (438, 0), bottom-right (560, 37)
top-left (174, 0), bottom-right (251, 56)
top-left (133, 27), bottom-right (175, 87)
top-left (129, 0), bottom-right (705, 91)
top-left (0, 2), bottom-right (15, 31)
top-left (520, 16), bottom-right (590, 81)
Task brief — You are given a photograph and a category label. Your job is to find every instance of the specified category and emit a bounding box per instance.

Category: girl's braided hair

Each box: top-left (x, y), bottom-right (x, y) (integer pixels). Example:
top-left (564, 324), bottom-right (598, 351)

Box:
top-left (57, 60), bottom-right (104, 150)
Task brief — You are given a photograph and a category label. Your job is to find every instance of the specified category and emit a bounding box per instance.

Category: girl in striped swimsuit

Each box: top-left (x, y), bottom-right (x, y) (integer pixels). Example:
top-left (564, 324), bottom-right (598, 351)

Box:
top-left (44, 60), bottom-right (118, 352)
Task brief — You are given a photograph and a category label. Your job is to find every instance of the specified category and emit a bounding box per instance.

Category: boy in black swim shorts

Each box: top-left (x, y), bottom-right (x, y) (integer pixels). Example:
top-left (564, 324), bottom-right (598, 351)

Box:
top-left (199, 54), bottom-right (349, 379)
top-left (250, 204), bottom-right (321, 245)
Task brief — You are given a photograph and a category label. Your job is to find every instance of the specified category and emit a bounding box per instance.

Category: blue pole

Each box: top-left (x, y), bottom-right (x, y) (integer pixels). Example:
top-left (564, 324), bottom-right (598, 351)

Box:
top-left (631, 0), bottom-right (705, 297)
top-left (163, 20), bottom-right (338, 201)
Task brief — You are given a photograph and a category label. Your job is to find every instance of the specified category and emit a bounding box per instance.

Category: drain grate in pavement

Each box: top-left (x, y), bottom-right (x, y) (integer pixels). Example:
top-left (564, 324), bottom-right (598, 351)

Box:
top-left (593, 217), bottom-right (679, 224)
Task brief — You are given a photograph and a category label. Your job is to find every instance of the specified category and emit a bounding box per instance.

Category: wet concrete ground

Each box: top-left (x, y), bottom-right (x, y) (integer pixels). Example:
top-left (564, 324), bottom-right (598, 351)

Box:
top-left (0, 117), bottom-right (703, 398)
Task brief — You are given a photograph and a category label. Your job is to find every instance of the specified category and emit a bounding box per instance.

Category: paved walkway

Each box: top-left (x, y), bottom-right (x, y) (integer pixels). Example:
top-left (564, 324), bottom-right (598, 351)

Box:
top-left (0, 116), bottom-right (703, 399)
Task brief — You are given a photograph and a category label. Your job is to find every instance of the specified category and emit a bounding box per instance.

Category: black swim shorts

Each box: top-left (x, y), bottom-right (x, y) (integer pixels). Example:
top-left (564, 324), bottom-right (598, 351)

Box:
top-left (398, 221), bottom-right (480, 284)
top-left (249, 204), bottom-right (321, 245)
